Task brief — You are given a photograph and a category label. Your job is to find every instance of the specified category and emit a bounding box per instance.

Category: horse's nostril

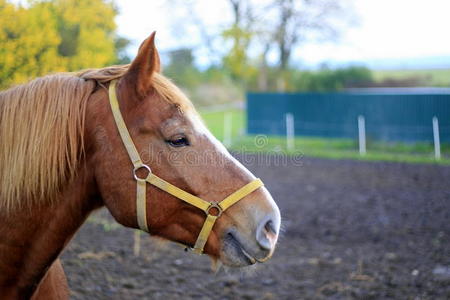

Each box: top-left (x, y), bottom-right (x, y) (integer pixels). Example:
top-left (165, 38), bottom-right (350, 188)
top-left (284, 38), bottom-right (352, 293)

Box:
top-left (256, 218), bottom-right (277, 251)
top-left (264, 220), bottom-right (277, 235)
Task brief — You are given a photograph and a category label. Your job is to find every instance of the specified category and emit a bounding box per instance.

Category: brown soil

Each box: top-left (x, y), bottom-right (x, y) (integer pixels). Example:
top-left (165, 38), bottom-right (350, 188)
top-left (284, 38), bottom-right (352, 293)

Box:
top-left (61, 155), bottom-right (450, 299)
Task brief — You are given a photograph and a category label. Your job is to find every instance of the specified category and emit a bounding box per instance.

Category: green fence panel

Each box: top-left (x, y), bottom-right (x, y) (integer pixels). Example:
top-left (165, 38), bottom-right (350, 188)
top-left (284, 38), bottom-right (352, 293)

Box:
top-left (247, 92), bottom-right (450, 142)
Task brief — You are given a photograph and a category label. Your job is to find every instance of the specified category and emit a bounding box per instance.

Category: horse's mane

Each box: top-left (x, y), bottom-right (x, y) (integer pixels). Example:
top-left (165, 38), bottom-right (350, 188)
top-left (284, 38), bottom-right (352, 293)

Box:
top-left (0, 65), bottom-right (192, 211)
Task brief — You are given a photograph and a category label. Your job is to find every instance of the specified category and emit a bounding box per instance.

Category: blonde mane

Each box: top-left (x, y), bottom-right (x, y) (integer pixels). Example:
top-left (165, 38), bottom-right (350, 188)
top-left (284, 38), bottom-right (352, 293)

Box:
top-left (0, 65), bottom-right (192, 211)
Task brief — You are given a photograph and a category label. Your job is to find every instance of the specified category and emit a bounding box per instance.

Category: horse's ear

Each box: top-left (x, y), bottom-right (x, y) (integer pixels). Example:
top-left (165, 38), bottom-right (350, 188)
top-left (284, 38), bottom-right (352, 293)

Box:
top-left (124, 32), bottom-right (161, 98)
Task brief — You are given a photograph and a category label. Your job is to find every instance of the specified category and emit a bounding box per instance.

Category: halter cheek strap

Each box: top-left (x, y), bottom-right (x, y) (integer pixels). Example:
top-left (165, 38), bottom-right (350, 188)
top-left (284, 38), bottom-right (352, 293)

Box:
top-left (108, 80), bottom-right (263, 254)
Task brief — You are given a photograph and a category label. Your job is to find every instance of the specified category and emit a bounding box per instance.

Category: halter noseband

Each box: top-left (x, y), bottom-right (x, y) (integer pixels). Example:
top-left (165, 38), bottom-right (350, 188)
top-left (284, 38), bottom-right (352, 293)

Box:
top-left (108, 80), bottom-right (263, 254)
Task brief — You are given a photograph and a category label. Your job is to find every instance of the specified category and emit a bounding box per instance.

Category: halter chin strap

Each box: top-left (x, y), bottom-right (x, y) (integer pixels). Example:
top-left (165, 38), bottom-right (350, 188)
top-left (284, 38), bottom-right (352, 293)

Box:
top-left (108, 80), bottom-right (264, 254)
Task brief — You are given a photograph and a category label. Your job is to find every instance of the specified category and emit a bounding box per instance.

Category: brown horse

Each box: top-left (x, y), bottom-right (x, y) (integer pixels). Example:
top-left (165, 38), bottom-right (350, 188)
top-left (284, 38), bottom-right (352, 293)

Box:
top-left (0, 33), bottom-right (281, 299)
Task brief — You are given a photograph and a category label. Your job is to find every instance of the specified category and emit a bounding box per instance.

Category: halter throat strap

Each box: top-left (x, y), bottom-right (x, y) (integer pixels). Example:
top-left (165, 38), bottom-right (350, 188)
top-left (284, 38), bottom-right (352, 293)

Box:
top-left (108, 80), bottom-right (263, 254)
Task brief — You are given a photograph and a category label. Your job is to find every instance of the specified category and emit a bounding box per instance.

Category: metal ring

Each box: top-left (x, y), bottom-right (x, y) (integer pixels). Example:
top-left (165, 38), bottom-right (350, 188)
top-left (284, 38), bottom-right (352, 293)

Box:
top-left (133, 164), bottom-right (151, 182)
top-left (206, 203), bottom-right (223, 217)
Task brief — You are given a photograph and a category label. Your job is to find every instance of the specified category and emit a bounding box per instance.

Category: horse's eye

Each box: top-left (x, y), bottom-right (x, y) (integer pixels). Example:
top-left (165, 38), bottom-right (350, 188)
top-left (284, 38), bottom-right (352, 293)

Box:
top-left (166, 136), bottom-right (190, 147)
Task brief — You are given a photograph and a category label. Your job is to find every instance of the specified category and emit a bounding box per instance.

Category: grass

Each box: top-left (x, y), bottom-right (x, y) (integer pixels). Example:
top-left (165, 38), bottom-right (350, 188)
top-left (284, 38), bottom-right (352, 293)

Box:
top-left (231, 136), bottom-right (450, 165)
top-left (373, 69), bottom-right (450, 87)
top-left (199, 109), bottom-right (450, 165)
top-left (200, 108), bottom-right (244, 141)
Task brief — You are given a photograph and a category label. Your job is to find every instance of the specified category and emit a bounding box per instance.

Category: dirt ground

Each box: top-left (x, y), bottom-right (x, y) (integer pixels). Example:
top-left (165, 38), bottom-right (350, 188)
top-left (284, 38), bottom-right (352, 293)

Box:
top-left (61, 154), bottom-right (450, 300)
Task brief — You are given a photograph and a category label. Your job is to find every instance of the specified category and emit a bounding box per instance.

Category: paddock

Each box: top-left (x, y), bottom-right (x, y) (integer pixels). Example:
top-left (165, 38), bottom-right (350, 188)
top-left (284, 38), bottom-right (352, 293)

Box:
top-left (61, 154), bottom-right (450, 299)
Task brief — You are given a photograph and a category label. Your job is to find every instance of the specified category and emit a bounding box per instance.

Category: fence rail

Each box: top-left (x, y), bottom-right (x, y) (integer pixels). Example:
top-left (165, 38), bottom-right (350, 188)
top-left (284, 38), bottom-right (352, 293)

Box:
top-left (247, 92), bottom-right (450, 143)
top-left (200, 107), bottom-right (450, 162)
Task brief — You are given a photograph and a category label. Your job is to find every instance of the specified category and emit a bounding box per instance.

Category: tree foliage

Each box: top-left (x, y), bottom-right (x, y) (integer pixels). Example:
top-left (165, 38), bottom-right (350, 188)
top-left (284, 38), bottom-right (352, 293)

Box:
top-left (243, 65), bottom-right (373, 92)
top-left (222, 25), bottom-right (256, 84)
top-left (164, 48), bottom-right (202, 88)
top-left (0, 0), bottom-right (61, 87)
top-left (269, 0), bottom-right (353, 71)
top-left (293, 66), bottom-right (374, 92)
top-left (164, 0), bottom-right (356, 94)
top-left (0, 0), bottom-right (125, 89)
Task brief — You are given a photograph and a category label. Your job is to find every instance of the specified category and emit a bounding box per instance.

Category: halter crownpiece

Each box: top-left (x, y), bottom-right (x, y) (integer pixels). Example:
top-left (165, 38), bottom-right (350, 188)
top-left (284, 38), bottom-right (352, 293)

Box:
top-left (108, 80), bottom-right (264, 254)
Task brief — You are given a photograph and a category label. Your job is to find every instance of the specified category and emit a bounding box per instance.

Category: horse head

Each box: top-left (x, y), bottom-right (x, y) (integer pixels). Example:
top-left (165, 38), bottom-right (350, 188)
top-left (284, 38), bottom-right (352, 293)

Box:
top-left (86, 33), bottom-right (281, 267)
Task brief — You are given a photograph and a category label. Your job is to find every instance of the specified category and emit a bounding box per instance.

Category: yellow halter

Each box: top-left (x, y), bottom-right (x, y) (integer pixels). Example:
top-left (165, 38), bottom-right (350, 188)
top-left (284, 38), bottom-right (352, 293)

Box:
top-left (108, 80), bottom-right (264, 254)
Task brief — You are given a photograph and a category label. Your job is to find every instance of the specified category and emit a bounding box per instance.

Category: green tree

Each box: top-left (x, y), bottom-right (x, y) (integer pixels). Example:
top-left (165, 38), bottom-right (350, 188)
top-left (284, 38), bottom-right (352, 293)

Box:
top-left (221, 0), bottom-right (257, 86)
top-left (222, 25), bottom-right (256, 85)
top-left (164, 48), bottom-right (202, 88)
top-left (291, 66), bottom-right (374, 92)
top-left (0, 0), bottom-right (61, 88)
top-left (0, 0), bottom-right (122, 89)
top-left (53, 0), bottom-right (117, 70)
top-left (114, 36), bottom-right (131, 64)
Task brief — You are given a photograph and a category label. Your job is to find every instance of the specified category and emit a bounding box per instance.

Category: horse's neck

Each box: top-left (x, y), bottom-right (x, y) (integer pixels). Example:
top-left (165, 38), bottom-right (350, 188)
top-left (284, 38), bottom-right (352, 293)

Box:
top-left (0, 166), bottom-right (101, 299)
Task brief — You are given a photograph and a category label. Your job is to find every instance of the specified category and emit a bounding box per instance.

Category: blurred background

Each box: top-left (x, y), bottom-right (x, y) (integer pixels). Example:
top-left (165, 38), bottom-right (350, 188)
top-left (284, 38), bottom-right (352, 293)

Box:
top-left (2, 0), bottom-right (450, 162)
top-left (2, 1), bottom-right (450, 299)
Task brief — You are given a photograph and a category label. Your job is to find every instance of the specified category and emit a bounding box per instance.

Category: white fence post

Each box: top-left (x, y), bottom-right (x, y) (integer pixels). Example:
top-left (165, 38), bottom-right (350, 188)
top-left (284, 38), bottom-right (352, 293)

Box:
top-left (223, 111), bottom-right (232, 148)
top-left (133, 230), bottom-right (141, 256)
top-left (358, 115), bottom-right (366, 156)
top-left (286, 113), bottom-right (295, 151)
top-left (432, 116), bottom-right (441, 160)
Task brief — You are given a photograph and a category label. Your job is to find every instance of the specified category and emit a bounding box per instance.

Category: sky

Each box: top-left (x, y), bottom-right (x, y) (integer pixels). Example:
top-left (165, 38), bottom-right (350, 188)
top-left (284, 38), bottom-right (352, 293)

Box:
top-left (117, 0), bottom-right (450, 69)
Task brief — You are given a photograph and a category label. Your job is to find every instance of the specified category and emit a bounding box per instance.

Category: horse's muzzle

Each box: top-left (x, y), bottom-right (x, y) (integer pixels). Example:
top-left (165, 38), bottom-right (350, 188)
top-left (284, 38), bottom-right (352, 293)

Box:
top-left (220, 208), bottom-right (280, 267)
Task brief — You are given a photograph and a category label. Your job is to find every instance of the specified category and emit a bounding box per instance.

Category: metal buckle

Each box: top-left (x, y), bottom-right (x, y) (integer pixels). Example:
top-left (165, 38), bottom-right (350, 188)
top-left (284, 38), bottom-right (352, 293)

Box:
top-left (133, 164), bottom-right (151, 182)
top-left (206, 203), bottom-right (223, 217)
